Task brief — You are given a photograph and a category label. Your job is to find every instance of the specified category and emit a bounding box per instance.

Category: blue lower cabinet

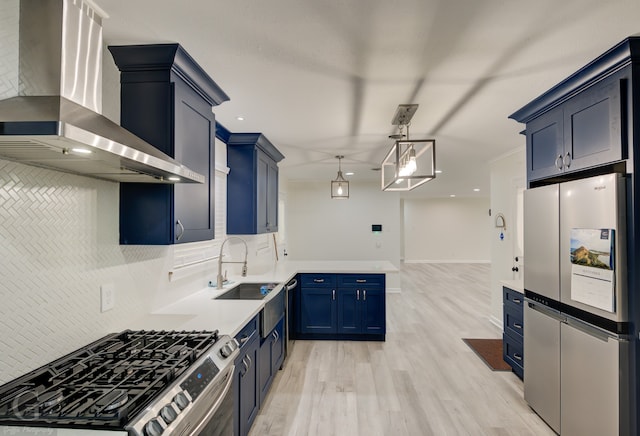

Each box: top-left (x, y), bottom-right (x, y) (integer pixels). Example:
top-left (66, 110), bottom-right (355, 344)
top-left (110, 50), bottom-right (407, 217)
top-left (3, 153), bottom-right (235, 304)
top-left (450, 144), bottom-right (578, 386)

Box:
top-left (300, 288), bottom-right (337, 334)
top-left (234, 318), bottom-right (260, 436)
top-left (502, 286), bottom-right (524, 379)
top-left (298, 273), bottom-right (386, 340)
top-left (361, 288), bottom-right (385, 334)
top-left (337, 289), bottom-right (359, 334)
top-left (259, 317), bottom-right (285, 405)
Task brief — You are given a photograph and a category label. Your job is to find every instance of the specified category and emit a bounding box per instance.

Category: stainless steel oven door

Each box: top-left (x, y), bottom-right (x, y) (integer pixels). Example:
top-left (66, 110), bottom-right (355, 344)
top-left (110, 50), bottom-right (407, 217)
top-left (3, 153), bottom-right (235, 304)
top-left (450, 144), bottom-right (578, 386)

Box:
top-left (187, 365), bottom-right (235, 436)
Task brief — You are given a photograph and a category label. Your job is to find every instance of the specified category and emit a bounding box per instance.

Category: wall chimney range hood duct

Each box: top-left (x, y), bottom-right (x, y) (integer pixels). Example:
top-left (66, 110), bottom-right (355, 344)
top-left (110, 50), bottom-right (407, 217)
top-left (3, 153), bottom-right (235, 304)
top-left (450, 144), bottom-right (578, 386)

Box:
top-left (0, 0), bottom-right (206, 184)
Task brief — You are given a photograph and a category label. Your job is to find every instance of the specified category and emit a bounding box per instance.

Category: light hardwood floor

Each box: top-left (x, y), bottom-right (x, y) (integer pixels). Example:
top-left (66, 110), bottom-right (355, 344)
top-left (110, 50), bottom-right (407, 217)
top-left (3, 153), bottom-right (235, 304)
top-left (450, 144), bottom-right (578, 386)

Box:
top-left (249, 263), bottom-right (555, 436)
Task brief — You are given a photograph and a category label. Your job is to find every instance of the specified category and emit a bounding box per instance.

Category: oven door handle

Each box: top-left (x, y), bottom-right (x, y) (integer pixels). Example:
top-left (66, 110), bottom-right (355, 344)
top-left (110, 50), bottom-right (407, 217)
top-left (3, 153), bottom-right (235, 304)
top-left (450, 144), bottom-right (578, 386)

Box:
top-left (186, 365), bottom-right (235, 436)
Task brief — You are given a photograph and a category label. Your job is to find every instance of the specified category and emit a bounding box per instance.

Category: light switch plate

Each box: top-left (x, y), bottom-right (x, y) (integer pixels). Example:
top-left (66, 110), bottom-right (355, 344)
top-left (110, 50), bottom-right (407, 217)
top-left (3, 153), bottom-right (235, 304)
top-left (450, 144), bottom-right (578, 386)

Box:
top-left (100, 284), bottom-right (115, 312)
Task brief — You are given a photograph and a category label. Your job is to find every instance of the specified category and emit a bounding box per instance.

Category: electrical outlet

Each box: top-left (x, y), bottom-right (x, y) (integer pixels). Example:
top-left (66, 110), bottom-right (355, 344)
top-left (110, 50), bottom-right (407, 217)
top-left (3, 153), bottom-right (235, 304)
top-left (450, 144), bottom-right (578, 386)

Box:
top-left (100, 284), bottom-right (115, 312)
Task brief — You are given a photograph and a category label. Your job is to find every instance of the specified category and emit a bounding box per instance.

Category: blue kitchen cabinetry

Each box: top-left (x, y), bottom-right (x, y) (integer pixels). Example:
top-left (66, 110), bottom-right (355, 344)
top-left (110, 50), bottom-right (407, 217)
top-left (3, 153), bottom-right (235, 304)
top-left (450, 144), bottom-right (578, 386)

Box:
top-left (234, 316), bottom-right (260, 436)
top-left (299, 274), bottom-right (337, 334)
top-left (511, 59), bottom-right (628, 183)
top-left (109, 44), bottom-right (229, 244)
top-left (502, 286), bottom-right (524, 379)
top-left (258, 317), bottom-right (285, 405)
top-left (298, 273), bottom-right (386, 340)
top-left (226, 133), bottom-right (284, 235)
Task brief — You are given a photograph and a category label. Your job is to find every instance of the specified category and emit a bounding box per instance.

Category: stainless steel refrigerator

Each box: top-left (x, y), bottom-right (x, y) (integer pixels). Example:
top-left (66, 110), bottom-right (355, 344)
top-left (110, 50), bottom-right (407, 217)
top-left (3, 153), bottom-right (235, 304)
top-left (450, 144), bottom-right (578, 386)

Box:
top-left (523, 173), bottom-right (630, 436)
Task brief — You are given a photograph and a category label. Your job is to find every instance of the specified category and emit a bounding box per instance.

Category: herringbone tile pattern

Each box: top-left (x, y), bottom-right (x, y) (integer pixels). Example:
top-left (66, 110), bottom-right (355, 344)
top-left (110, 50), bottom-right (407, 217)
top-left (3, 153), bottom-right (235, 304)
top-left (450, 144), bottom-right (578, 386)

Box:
top-left (0, 0), bottom-right (19, 100)
top-left (0, 160), bottom-right (158, 384)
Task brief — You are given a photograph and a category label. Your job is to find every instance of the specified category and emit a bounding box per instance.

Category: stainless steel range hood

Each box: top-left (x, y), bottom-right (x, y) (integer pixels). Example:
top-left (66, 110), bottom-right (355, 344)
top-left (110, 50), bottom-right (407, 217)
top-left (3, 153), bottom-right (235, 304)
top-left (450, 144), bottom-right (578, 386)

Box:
top-left (0, 0), bottom-right (205, 184)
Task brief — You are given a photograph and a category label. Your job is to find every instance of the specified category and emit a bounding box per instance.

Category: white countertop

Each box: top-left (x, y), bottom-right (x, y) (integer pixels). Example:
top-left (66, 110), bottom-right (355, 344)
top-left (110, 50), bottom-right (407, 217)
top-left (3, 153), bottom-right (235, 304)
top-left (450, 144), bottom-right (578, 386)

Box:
top-left (500, 279), bottom-right (524, 294)
top-left (133, 260), bottom-right (398, 337)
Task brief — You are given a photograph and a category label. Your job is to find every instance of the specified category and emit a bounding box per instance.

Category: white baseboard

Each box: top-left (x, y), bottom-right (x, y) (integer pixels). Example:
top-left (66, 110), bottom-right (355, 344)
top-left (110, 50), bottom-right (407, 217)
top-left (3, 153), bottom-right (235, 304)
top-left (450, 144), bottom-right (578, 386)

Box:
top-left (489, 315), bottom-right (503, 331)
top-left (403, 259), bottom-right (491, 264)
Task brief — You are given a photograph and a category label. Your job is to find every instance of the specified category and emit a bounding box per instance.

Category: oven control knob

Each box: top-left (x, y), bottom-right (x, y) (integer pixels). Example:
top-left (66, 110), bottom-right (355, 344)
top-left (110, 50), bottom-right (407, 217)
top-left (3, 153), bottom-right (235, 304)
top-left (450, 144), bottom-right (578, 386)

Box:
top-left (219, 341), bottom-right (237, 358)
top-left (173, 392), bottom-right (190, 410)
top-left (160, 404), bottom-right (178, 424)
top-left (144, 418), bottom-right (165, 436)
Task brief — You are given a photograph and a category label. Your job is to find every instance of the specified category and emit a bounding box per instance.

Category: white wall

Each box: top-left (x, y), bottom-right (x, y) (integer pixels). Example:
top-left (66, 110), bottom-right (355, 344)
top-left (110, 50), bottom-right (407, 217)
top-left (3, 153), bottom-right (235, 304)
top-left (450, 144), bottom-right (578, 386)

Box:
top-left (403, 197), bottom-right (491, 263)
top-left (286, 181), bottom-right (401, 268)
top-left (489, 148), bottom-right (526, 327)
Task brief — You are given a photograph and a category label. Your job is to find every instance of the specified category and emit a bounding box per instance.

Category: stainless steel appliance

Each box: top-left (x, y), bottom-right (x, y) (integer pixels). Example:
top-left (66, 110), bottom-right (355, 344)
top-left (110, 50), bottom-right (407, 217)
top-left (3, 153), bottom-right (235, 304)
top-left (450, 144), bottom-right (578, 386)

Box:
top-left (0, 330), bottom-right (239, 435)
top-left (524, 173), bottom-right (630, 436)
top-left (0, 0), bottom-right (212, 183)
top-left (284, 277), bottom-right (298, 360)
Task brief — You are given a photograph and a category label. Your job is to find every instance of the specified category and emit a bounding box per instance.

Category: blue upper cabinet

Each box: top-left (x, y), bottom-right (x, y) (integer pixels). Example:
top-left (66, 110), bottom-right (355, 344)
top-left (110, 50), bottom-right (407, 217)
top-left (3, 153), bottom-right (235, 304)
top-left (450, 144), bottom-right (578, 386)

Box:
top-left (109, 44), bottom-right (229, 244)
top-left (225, 132), bottom-right (284, 235)
top-left (510, 38), bottom-right (635, 184)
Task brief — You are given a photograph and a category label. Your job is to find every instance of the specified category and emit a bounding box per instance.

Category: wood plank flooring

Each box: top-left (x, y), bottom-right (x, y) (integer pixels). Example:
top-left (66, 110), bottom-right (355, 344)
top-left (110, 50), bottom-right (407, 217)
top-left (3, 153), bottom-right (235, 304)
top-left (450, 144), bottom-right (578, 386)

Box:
top-left (249, 263), bottom-right (555, 436)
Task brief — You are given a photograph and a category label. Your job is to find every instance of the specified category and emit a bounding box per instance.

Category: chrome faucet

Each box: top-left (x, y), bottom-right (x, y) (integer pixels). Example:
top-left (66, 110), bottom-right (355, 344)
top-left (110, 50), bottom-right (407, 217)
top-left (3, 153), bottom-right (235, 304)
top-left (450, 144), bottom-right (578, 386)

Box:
top-left (217, 237), bottom-right (248, 289)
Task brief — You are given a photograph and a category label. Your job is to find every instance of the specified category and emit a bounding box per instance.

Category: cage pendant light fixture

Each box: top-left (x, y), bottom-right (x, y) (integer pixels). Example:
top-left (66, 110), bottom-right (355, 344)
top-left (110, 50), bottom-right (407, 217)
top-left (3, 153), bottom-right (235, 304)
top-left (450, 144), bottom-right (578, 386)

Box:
top-left (331, 155), bottom-right (349, 199)
top-left (381, 104), bottom-right (436, 191)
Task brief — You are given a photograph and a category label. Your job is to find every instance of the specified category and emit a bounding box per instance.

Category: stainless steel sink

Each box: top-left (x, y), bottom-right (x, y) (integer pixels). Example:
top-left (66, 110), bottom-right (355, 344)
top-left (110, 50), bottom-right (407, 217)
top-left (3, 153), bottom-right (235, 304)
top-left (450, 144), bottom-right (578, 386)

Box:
top-left (215, 283), bottom-right (279, 300)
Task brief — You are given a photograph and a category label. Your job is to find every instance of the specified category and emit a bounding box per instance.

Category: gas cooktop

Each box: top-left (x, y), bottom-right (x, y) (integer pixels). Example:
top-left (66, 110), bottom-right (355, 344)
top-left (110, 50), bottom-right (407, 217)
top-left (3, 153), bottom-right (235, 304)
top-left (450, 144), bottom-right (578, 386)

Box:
top-left (0, 330), bottom-right (221, 431)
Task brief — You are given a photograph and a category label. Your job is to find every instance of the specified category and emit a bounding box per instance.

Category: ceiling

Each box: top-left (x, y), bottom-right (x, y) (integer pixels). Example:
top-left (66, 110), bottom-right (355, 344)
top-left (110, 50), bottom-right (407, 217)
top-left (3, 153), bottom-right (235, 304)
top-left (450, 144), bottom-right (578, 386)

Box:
top-left (95, 0), bottom-right (640, 198)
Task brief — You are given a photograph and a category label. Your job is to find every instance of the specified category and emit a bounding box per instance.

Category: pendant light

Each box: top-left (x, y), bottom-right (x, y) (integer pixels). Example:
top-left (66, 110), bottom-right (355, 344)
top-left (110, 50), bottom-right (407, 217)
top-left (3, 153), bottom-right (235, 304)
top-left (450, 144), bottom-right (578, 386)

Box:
top-left (331, 155), bottom-right (349, 199)
top-left (381, 104), bottom-right (436, 191)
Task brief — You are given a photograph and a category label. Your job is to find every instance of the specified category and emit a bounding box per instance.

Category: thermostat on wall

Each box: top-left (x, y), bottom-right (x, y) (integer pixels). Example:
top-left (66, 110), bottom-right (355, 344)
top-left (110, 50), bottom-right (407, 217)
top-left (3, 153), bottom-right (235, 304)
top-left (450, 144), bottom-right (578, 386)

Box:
top-left (372, 224), bottom-right (382, 232)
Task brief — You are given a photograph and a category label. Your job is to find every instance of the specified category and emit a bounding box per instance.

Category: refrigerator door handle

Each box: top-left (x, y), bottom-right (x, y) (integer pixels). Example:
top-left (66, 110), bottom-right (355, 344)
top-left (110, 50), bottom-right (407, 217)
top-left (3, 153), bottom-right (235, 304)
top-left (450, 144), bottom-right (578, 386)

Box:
top-left (526, 300), bottom-right (564, 322)
top-left (563, 314), bottom-right (622, 343)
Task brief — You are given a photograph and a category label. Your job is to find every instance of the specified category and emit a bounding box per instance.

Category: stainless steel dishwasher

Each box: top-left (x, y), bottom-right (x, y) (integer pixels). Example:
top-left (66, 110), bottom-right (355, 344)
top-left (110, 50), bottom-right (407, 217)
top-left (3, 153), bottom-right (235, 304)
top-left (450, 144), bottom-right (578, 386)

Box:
top-left (284, 277), bottom-right (298, 361)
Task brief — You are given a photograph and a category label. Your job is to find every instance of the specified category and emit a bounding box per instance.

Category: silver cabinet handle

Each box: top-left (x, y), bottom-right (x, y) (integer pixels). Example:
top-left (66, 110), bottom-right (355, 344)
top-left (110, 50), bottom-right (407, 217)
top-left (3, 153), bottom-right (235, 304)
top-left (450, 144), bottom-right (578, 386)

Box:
top-left (363, 290), bottom-right (366, 301)
top-left (514, 323), bottom-right (523, 329)
top-left (512, 298), bottom-right (521, 304)
top-left (176, 219), bottom-right (185, 241)
top-left (246, 355), bottom-right (252, 370)
top-left (513, 353), bottom-right (523, 361)
top-left (357, 290), bottom-right (360, 300)
top-left (332, 289), bottom-right (335, 300)
top-left (563, 152), bottom-right (572, 168)
top-left (239, 335), bottom-right (250, 345)
top-left (313, 278), bottom-right (325, 283)
top-left (241, 356), bottom-right (249, 375)
top-left (356, 279), bottom-right (366, 283)
top-left (555, 154), bottom-right (563, 170)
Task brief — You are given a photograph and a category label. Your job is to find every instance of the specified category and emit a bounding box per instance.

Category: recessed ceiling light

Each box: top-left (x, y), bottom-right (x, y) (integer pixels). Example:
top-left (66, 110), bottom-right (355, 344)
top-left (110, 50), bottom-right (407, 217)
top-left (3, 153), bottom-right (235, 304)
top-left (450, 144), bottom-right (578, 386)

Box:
top-left (473, 188), bottom-right (480, 192)
top-left (168, 176), bottom-right (181, 182)
top-left (345, 172), bottom-right (354, 176)
top-left (450, 194), bottom-right (456, 198)
top-left (71, 148), bottom-right (92, 154)
top-left (236, 116), bottom-right (245, 121)
top-left (435, 170), bottom-right (442, 174)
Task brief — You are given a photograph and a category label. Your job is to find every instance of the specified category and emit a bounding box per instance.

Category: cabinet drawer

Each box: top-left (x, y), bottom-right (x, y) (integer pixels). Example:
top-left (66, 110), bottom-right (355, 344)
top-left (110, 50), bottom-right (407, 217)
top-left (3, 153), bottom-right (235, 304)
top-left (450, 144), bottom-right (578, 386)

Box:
top-left (235, 315), bottom-right (259, 347)
top-left (337, 274), bottom-right (385, 288)
top-left (300, 274), bottom-right (336, 287)
top-left (503, 333), bottom-right (524, 378)
top-left (503, 287), bottom-right (524, 310)
top-left (504, 304), bottom-right (524, 340)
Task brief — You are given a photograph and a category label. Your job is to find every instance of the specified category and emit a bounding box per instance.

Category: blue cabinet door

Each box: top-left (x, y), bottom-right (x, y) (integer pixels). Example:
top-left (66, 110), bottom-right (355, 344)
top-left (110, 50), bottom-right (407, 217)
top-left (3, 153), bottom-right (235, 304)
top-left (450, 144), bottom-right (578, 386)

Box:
top-left (226, 134), bottom-right (284, 235)
top-left (337, 289), bottom-right (359, 334)
top-left (258, 317), bottom-right (285, 406)
top-left (111, 44), bottom-right (220, 245)
top-left (172, 78), bottom-right (215, 243)
top-left (526, 106), bottom-right (564, 181)
top-left (361, 288), bottom-right (386, 334)
top-left (300, 288), bottom-right (336, 334)
top-left (236, 334), bottom-right (259, 436)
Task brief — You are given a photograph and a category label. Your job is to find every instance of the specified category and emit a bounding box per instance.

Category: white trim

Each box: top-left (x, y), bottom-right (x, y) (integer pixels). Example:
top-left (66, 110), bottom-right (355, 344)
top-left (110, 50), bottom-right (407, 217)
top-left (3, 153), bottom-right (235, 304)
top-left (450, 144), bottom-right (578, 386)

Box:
top-left (403, 259), bottom-right (491, 264)
top-left (489, 315), bottom-right (503, 331)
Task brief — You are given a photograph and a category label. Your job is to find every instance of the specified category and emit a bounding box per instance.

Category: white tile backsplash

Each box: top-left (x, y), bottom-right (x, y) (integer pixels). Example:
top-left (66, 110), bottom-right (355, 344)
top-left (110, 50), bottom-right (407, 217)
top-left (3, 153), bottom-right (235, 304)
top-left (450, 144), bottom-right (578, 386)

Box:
top-left (0, 160), bottom-right (164, 384)
top-left (0, 156), bottom-right (280, 385)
